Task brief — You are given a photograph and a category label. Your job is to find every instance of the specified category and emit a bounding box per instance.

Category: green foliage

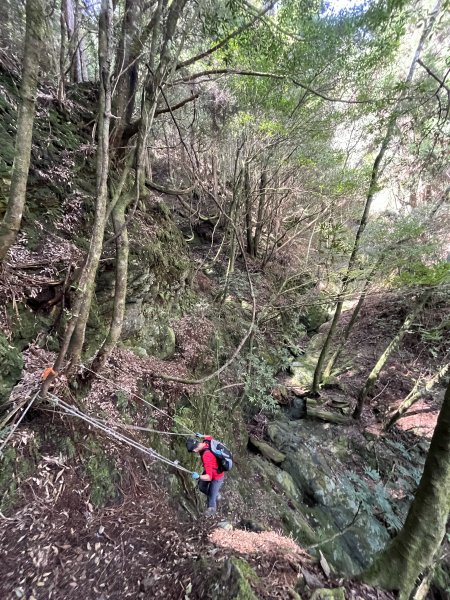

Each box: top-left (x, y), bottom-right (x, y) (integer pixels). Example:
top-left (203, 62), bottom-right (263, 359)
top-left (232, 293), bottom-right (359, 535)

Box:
top-left (394, 260), bottom-right (450, 287)
top-left (241, 354), bottom-right (285, 415)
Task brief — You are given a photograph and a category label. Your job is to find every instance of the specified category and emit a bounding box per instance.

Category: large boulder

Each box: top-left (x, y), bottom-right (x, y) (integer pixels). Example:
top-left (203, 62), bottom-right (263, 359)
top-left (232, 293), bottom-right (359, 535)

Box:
top-left (266, 420), bottom-right (391, 574)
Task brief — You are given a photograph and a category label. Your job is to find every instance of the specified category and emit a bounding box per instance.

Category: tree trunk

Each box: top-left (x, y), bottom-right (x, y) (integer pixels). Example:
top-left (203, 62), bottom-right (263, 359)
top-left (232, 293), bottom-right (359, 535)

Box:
top-left (58, 0), bottom-right (67, 102)
top-left (353, 291), bottom-right (431, 419)
top-left (64, 0), bottom-right (84, 83)
top-left (384, 362), bottom-right (450, 431)
top-left (244, 163), bottom-right (254, 256)
top-left (92, 189), bottom-right (131, 372)
top-left (363, 378), bottom-right (450, 599)
top-left (111, 0), bottom-right (143, 148)
top-left (0, 0), bottom-right (46, 262)
top-left (311, 0), bottom-right (442, 394)
top-left (42, 0), bottom-right (114, 386)
top-left (253, 170), bottom-right (267, 258)
top-left (322, 262), bottom-right (378, 381)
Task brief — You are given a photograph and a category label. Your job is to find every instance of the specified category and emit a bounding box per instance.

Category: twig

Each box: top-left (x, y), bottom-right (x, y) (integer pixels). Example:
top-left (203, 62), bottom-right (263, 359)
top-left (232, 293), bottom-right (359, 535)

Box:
top-left (307, 501), bottom-right (362, 549)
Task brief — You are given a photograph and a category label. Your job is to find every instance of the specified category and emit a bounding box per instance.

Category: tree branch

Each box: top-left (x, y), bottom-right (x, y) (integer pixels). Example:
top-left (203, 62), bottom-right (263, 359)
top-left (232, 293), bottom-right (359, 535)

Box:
top-left (174, 68), bottom-right (373, 104)
top-left (176, 0), bottom-right (277, 70)
top-left (145, 179), bottom-right (194, 195)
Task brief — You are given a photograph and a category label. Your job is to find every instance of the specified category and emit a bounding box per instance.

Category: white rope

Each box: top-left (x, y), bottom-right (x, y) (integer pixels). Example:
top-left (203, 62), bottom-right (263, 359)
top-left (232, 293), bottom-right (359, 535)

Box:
top-left (47, 393), bottom-right (193, 474)
top-left (0, 391), bottom-right (39, 457)
top-left (79, 364), bottom-right (197, 437)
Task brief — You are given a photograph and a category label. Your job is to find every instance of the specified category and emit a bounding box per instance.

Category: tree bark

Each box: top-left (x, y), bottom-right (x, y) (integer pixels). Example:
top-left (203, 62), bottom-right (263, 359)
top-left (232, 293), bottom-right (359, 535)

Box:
top-left (244, 163), bottom-right (254, 256)
top-left (253, 170), bottom-right (267, 258)
top-left (92, 189), bottom-right (131, 372)
top-left (311, 0), bottom-right (443, 394)
top-left (41, 0), bottom-right (114, 387)
top-left (0, 0), bottom-right (46, 262)
top-left (363, 377), bottom-right (450, 599)
top-left (353, 291), bottom-right (431, 419)
top-left (111, 0), bottom-right (143, 148)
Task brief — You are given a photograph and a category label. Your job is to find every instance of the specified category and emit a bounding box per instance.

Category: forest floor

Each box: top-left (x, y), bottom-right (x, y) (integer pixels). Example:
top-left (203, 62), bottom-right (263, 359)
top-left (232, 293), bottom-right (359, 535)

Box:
top-left (0, 419), bottom-right (395, 600)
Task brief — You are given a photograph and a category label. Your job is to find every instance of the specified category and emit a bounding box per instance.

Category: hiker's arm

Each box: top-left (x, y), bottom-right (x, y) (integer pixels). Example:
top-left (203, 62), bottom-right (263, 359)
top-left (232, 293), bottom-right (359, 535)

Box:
top-left (200, 474), bottom-right (212, 481)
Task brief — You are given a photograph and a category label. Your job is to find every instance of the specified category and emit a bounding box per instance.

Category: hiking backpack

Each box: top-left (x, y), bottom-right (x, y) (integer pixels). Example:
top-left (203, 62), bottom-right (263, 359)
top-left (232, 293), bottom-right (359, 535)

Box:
top-left (208, 439), bottom-right (233, 472)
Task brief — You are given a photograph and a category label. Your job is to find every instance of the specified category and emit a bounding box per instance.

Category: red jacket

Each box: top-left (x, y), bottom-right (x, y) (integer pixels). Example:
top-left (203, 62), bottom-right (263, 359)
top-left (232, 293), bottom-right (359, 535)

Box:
top-left (200, 436), bottom-right (224, 481)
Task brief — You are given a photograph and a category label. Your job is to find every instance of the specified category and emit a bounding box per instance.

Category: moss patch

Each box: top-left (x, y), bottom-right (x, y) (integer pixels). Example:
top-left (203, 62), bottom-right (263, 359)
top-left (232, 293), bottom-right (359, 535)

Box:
top-left (84, 441), bottom-right (120, 507)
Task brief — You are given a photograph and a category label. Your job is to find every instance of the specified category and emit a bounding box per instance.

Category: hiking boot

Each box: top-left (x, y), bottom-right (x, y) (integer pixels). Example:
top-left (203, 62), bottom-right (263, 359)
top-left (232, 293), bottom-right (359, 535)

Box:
top-left (205, 507), bottom-right (216, 516)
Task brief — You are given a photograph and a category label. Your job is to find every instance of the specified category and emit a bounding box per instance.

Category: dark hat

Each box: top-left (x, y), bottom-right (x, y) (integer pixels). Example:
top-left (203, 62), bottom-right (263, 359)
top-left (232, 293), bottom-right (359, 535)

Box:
top-left (186, 438), bottom-right (199, 452)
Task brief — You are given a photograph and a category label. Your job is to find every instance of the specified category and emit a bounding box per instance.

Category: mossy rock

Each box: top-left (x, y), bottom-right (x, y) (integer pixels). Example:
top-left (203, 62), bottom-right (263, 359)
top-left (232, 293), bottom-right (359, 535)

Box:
top-left (310, 588), bottom-right (346, 600)
top-left (212, 557), bottom-right (260, 599)
top-left (249, 436), bottom-right (286, 464)
top-left (0, 331), bottom-right (23, 404)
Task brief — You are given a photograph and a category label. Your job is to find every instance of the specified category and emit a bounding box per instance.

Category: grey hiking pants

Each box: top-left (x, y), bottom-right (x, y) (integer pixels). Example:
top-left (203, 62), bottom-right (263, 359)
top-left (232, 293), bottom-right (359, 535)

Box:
top-left (198, 477), bottom-right (225, 509)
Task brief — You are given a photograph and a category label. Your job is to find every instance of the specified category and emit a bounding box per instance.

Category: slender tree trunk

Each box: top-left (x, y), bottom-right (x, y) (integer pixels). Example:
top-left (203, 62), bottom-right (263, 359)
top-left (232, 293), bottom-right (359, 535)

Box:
top-left (353, 291), bottom-right (431, 419)
top-left (66, 0), bottom-right (113, 365)
top-left (0, 0), bottom-right (46, 262)
top-left (253, 170), bottom-right (267, 258)
top-left (322, 262), bottom-right (379, 380)
top-left (42, 0), bottom-right (113, 387)
top-left (363, 378), bottom-right (450, 599)
top-left (58, 0), bottom-right (67, 102)
top-left (311, 0), bottom-right (442, 394)
top-left (64, 0), bottom-right (84, 83)
top-left (244, 163), bottom-right (254, 256)
top-left (92, 190), bottom-right (131, 372)
top-left (323, 190), bottom-right (449, 383)
top-left (384, 362), bottom-right (450, 431)
top-left (111, 0), bottom-right (143, 148)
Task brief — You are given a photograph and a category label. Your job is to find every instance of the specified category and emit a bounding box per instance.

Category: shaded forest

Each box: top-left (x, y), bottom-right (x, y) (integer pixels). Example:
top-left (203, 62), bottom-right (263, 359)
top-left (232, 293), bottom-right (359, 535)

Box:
top-left (0, 1), bottom-right (449, 599)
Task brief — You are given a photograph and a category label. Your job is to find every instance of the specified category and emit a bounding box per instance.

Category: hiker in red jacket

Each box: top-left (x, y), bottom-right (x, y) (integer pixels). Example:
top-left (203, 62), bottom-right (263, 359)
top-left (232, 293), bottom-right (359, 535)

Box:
top-left (186, 435), bottom-right (225, 515)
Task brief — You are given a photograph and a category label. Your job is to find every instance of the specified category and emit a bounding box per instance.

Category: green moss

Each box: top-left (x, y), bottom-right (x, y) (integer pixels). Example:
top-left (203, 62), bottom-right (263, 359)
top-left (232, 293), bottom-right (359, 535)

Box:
top-left (0, 447), bottom-right (34, 513)
top-left (0, 447), bottom-right (18, 512)
top-left (0, 332), bottom-right (23, 404)
top-left (85, 442), bottom-right (120, 507)
top-left (60, 436), bottom-right (77, 459)
top-left (228, 557), bottom-right (260, 600)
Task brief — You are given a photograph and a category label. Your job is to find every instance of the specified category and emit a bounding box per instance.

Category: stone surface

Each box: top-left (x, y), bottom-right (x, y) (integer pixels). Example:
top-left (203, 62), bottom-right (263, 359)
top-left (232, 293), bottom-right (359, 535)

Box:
top-left (265, 419), bottom-right (392, 574)
top-left (249, 436), bottom-right (286, 464)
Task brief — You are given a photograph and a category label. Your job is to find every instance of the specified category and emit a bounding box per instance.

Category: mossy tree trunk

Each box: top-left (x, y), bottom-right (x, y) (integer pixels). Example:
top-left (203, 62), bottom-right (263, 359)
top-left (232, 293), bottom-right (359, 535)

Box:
top-left (93, 191), bottom-right (131, 372)
top-left (92, 0), bottom-right (189, 368)
top-left (311, 0), bottom-right (443, 394)
top-left (42, 0), bottom-right (114, 386)
top-left (353, 290), bottom-right (431, 419)
top-left (110, 0), bottom-right (143, 148)
top-left (363, 377), bottom-right (450, 599)
top-left (0, 0), bottom-right (46, 262)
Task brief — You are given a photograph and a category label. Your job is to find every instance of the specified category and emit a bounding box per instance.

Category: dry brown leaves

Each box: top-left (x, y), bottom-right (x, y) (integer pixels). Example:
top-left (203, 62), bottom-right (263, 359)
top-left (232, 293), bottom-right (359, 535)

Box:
top-left (209, 528), bottom-right (309, 560)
